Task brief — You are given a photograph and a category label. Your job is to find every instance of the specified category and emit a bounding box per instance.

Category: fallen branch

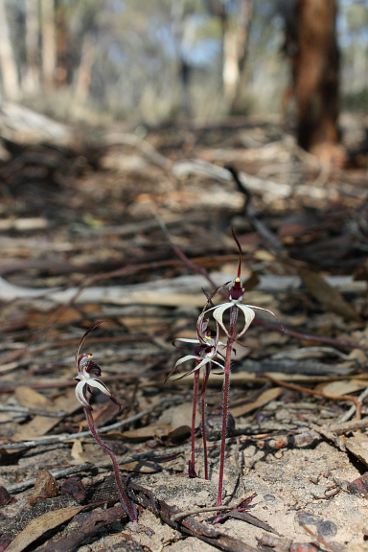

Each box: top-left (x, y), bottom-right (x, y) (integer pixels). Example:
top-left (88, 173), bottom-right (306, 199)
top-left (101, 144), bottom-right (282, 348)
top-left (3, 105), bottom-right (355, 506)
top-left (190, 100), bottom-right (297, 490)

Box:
top-left (131, 481), bottom-right (258, 552)
top-left (1, 274), bottom-right (365, 303)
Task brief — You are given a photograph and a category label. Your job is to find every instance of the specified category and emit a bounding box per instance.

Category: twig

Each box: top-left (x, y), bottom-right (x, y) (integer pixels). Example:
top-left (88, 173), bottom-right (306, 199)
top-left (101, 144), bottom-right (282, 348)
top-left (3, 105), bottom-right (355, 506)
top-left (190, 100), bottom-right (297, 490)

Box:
top-left (255, 319), bottom-right (368, 352)
top-left (1, 408), bottom-right (152, 450)
top-left (172, 504), bottom-right (233, 522)
top-left (328, 416), bottom-right (368, 435)
top-left (338, 387), bottom-right (368, 423)
top-left (0, 406), bottom-right (67, 417)
top-left (266, 374), bottom-right (362, 419)
top-left (309, 423), bottom-right (347, 453)
top-left (226, 165), bottom-right (287, 255)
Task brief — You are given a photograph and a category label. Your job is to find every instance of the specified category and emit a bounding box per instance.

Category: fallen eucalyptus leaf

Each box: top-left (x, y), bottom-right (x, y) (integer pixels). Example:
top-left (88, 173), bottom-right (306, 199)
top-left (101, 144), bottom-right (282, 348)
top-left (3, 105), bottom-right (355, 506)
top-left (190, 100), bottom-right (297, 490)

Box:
top-left (299, 268), bottom-right (360, 321)
top-left (231, 387), bottom-right (282, 418)
top-left (6, 505), bottom-right (83, 552)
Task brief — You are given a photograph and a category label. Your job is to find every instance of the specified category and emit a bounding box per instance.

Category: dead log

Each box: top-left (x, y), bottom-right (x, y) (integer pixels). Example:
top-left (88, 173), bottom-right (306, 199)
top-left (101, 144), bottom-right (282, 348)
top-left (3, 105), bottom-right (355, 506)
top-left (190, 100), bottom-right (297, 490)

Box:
top-left (0, 103), bottom-right (73, 146)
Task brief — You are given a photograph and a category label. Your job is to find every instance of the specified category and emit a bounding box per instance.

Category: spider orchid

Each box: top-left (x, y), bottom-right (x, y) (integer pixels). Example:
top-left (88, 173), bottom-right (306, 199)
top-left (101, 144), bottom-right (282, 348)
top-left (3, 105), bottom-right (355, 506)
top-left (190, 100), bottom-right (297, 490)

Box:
top-left (196, 231), bottom-right (278, 506)
top-left (172, 304), bottom-right (224, 479)
top-left (74, 323), bottom-right (137, 523)
top-left (198, 248), bottom-right (276, 340)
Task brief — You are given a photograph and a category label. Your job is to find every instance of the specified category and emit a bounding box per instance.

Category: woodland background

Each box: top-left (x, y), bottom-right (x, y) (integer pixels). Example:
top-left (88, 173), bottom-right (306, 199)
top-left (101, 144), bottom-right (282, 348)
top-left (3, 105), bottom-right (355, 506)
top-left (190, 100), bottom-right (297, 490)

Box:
top-left (0, 0), bottom-right (367, 124)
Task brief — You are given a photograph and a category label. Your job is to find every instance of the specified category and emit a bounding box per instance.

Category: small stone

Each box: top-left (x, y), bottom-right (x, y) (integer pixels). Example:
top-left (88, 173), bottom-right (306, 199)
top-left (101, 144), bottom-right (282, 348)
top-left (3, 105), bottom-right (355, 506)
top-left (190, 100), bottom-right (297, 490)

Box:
top-left (263, 494), bottom-right (276, 502)
top-left (347, 473), bottom-right (368, 497)
top-left (317, 520), bottom-right (337, 537)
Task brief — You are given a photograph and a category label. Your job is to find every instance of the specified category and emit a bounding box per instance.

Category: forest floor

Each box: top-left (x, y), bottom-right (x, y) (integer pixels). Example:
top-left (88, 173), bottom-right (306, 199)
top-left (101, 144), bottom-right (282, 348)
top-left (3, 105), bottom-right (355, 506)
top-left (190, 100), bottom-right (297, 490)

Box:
top-left (0, 111), bottom-right (368, 551)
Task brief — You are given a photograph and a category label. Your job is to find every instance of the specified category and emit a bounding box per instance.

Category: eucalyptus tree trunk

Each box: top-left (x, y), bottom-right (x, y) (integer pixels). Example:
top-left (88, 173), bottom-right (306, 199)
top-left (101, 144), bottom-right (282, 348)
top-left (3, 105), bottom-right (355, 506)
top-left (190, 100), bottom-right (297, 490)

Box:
top-left (295, 0), bottom-right (345, 165)
top-left (0, 0), bottom-right (20, 100)
top-left (24, 0), bottom-right (40, 95)
top-left (41, 0), bottom-right (56, 90)
top-left (221, 0), bottom-right (252, 111)
top-left (172, 2), bottom-right (192, 118)
top-left (74, 35), bottom-right (95, 103)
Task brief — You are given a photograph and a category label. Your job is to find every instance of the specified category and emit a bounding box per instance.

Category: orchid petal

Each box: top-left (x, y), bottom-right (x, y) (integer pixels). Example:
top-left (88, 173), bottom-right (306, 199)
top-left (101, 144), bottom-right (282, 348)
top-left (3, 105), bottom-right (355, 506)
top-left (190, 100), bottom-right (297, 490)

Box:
top-left (196, 305), bottom-right (218, 338)
top-left (174, 354), bottom-right (199, 368)
top-left (212, 303), bottom-right (232, 335)
top-left (201, 305), bottom-right (219, 316)
top-left (171, 367), bottom-right (200, 380)
top-left (87, 378), bottom-right (112, 397)
top-left (172, 356), bottom-right (217, 379)
top-left (174, 338), bottom-right (200, 344)
top-left (236, 304), bottom-right (256, 337)
top-left (245, 304), bottom-right (279, 320)
top-left (193, 356), bottom-right (211, 371)
top-left (75, 381), bottom-right (90, 407)
top-left (210, 359), bottom-right (225, 371)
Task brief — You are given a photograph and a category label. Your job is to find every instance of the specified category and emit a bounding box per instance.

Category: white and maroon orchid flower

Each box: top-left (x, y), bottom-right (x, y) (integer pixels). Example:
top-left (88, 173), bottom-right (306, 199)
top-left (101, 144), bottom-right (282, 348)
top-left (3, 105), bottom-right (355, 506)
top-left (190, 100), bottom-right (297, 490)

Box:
top-left (73, 324), bottom-right (137, 522)
top-left (74, 353), bottom-right (113, 408)
top-left (199, 276), bottom-right (276, 338)
top-left (172, 311), bottom-right (225, 379)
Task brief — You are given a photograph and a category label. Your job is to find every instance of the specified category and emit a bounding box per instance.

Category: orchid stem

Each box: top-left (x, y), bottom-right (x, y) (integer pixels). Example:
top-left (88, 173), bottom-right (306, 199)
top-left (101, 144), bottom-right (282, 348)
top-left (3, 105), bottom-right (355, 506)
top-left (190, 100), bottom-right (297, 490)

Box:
top-left (201, 365), bottom-right (210, 480)
top-left (217, 308), bottom-right (238, 506)
top-left (189, 370), bottom-right (199, 478)
top-left (84, 407), bottom-right (137, 522)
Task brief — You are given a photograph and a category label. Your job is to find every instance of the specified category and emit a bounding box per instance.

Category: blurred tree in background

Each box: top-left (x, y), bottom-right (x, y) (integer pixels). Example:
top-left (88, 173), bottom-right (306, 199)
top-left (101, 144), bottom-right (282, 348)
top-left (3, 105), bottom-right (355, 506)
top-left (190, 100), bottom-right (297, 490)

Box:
top-left (294, 0), bottom-right (344, 164)
top-left (0, 1), bottom-right (366, 151)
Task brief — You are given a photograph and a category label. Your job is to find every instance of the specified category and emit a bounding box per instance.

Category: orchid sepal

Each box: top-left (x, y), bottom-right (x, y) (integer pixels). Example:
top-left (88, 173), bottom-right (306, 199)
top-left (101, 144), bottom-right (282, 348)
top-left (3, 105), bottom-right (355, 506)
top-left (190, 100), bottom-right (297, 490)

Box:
top-left (74, 369), bottom-right (113, 409)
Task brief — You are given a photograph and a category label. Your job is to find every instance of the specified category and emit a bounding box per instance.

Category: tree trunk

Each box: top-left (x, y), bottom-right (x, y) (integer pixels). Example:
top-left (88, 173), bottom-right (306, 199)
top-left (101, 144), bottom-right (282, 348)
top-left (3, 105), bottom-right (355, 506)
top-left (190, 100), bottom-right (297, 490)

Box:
top-left (24, 0), bottom-right (40, 95)
top-left (0, 0), bottom-right (20, 100)
top-left (40, 0), bottom-right (56, 90)
top-left (221, 0), bottom-right (252, 111)
top-left (295, 0), bottom-right (345, 165)
top-left (172, 2), bottom-right (192, 118)
top-left (74, 35), bottom-right (95, 103)
top-left (55, 4), bottom-right (69, 87)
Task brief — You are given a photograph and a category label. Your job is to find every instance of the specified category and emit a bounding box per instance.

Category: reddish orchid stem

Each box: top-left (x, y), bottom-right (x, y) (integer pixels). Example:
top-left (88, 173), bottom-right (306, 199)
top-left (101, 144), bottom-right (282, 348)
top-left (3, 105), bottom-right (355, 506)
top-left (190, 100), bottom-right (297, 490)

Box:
top-left (217, 307), bottom-right (238, 506)
top-left (201, 364), bottom-right (211, 480)
top-left (84, 407), bottom-right (137, 522)
top-left (189, 370), bottom-right (200, 478)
